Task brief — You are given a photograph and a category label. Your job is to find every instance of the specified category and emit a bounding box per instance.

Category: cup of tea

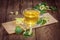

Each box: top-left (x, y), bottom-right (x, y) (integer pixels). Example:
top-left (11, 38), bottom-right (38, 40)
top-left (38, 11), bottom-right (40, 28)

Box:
top-left (23, 8), bottom-right (40, 28)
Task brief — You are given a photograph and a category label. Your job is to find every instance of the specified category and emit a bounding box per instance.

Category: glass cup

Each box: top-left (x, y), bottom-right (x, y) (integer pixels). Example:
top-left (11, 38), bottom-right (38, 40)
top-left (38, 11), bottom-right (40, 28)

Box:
top-left (23, 8), bottom-right (40, 28)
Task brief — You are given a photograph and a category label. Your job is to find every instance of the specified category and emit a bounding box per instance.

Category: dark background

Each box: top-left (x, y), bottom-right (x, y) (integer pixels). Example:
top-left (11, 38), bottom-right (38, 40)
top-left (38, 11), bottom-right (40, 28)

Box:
top-left (0, 0), bottom-right (60, 40)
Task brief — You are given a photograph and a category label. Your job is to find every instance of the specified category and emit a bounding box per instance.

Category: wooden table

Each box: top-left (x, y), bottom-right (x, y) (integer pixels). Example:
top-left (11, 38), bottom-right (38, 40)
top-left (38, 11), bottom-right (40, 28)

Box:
top-left (0, 0), bottom-right (60, 40)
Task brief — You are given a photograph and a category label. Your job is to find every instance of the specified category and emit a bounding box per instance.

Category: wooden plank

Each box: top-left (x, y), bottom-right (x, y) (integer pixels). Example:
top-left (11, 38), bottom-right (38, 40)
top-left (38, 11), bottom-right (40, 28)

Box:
top-left (55, 0), bottom-right (60, 21)
top-left (2, 13), bottom-right (58, 34)
top-left (0, 25), bottom-right (4, 40)
top-left (54, 0), bottom-right (60, 40)
top-left (32, 0), bottom-right (40, 7)
top-left (0, 0), bottom-right (7, 23)
top-left (0, 0), bottom-right (9, 40)
top-left (35, 23), bottom-right (59, 40)
top-left (8, 34), bottom-right (23, 40)
top-left (19, 0), bottom-right (23, 17)
top-left (20, 0), bottom-right (29, 16)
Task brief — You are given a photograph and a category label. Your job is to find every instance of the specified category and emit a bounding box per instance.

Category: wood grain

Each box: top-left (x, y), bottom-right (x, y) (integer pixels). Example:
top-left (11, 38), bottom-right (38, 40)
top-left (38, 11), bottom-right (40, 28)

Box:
top-left (0, 0), bottom-right (7, 23)
top-left (2, 13), bottom-right (58, 34)
top-left (0, 0), bottom-right (9, 40)
top-left (0, 0), bottom-right (60, 40)
top-left (35, 0), bottom-right (60, 40)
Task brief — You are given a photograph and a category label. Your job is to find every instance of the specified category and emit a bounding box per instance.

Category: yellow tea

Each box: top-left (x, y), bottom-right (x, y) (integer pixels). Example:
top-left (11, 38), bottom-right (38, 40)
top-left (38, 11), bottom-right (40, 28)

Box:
top-left (23, 9), bottom-right (40, 27)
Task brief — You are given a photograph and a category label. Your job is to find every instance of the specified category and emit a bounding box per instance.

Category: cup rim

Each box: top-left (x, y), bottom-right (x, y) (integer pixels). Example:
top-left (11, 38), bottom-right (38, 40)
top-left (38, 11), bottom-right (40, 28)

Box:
top-left (23, 8), bottom-right (40, 15)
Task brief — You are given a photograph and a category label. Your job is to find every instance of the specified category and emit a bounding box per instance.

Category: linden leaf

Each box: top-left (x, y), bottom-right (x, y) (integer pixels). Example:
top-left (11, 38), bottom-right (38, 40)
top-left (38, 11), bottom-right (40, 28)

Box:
top-left (37, 19), bottom-right (43, 24)
top-left (41, 19), bottom-right (46, 25)
top-left (40, 10), bottom-right (46, 15)
top-left (23, 30), bottom-right (33, 38)
top-left (15, 26), bottom-right (23, 34)
top-left (37, 18), bottom-right (47, 25)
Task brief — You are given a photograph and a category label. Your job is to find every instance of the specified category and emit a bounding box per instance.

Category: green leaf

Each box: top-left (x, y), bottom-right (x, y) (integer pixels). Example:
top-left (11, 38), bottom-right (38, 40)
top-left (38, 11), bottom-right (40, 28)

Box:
top-left (41, 19), bottom-right (47, 25)
top-left (15, 26), bottom-right (23, 34)
top-left (37, 18), bottom-right (47, 25)
top-left (50, 6), bottom-right (57, 11)
top-left (33, 6), bottom-right (39, 10)
top-left (33, 2), bottom-right (49, 15)
top-left (37, 19), bottom-right (43, 24)
top-left (40, 10), bottom-right (46, 15)
top-left (23, 30), bottom-right (33, 38)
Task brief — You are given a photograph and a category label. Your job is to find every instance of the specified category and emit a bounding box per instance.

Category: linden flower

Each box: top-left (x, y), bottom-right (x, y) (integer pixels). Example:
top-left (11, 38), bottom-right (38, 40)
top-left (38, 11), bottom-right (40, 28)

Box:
top-left (39, 5), bottom-right (46, 10)
top-left (43, 17), bottom-right (49, 21)
top-left (15, 18), bottom-right (24, 25)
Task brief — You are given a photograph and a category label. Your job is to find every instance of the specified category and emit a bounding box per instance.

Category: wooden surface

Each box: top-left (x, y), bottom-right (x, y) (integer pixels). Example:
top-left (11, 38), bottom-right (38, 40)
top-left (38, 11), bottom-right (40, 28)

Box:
top-left (2, 13), bottom-right (58, 34)
top-left (0, 0), bottom-right (60, 40)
